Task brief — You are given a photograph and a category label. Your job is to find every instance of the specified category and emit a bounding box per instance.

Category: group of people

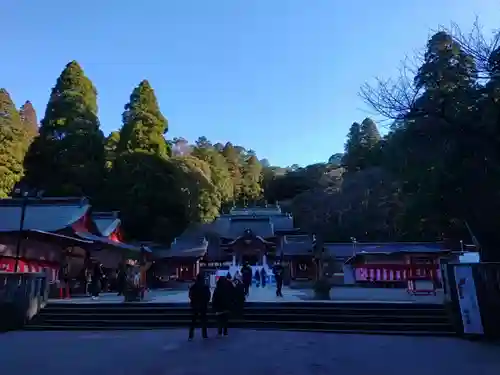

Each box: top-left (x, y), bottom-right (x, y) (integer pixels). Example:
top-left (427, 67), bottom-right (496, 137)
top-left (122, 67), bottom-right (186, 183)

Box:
top-left (115, 261), bottom-right (151, 301)
top-left (188, 260), bottom-right (285, 340)
top-left (188, 273), bottom-right (239, 340)
top-left (233, 266), bottom-right (268, 292)
top-left (58, 259), bottom-right (106, 300)
top-left (236, 261), bottom-right (284, 297)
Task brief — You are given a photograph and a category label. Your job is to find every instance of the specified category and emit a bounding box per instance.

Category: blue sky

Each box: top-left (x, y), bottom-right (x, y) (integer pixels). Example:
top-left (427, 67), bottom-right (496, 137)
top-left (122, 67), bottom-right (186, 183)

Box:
top-left (3, 1), bottom-right (498, 166)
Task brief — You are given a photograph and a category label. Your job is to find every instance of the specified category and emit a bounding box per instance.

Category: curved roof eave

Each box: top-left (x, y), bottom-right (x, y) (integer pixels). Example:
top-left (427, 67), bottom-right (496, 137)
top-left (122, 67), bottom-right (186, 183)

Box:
top-left (0, 202), bottom-right (91, 233)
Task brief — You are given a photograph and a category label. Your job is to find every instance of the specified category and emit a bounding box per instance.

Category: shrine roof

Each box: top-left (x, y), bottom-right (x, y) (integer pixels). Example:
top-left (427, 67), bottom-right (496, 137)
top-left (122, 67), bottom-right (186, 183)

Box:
top-left (75, 232), bottom-right (149, 255)
top-left (205, 237), bottom-right (225, 261)
top-left (91, 211), bottom-right (121, 237)
top-left (324, 242), bottom-right (446, 258)
top-left (154, 236), bottom-right (208, 259)
top-left (281, 235), bottom-right (314, 256)
top-left (323, 242), bottom-right (444, 256)
top-left (344, 247), bottom-right (452, 265)
top-left (271, 215), bottom-right (294, 232)
top-left (227, 218), bottom-right (274, 239)
top-left (0, 197), bottom-right (90, 233)
top-left (229, 206), bottom-right (282, 216)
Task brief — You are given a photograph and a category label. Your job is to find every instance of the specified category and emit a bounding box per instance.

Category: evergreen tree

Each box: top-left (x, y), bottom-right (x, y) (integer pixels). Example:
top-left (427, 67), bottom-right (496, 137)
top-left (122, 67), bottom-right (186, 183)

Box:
top-left (415, 31), bottom-right (477, 93)
top-left (192, 138), bottom-right (234, 204)
top-left (117, 80), bottom-right (169, 157)
top-left (104, 131), bottom-right (120, 169)
top-left (0, 89), bottom-right (29, 197)
top-left (328, 153), bottom-right (343, 166)
top-left (23, 61), bottom-right (105, 196)
top-left (342, 122), bottom-right (363, 172)
top-left (222, 142), bottom-right (243, 201)
top-left (19, 100), bottom-right (38, 136)
top-left (359, 118), bottom-right (381, 147)
top-left (241, 155), bottom-right (262, 202)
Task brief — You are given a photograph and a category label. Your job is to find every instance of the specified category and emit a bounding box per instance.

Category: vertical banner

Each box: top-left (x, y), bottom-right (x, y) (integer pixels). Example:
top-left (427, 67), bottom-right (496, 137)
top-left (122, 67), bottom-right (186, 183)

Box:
top-left (453, 264), bottom-right (484, 335)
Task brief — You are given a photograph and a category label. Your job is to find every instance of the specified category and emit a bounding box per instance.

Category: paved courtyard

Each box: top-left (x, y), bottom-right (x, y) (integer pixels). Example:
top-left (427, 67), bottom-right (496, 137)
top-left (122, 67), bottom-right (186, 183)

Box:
top-left (49, 286), bottom-right (444, 304)
top-left (1, 329), bottom-right (499, 375)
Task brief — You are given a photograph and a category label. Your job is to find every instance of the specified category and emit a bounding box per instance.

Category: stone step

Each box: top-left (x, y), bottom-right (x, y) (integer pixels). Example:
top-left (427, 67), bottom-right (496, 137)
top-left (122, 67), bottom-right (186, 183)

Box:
top-left (26, 319), bottom-right (454, 333)
top-left (36, 312), bottom-right (450, 323)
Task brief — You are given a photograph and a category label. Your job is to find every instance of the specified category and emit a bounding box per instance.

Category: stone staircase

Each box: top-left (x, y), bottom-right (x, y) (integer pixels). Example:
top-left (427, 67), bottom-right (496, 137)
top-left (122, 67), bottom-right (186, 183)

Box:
top-left (26, 301), bottom-right (455, 336)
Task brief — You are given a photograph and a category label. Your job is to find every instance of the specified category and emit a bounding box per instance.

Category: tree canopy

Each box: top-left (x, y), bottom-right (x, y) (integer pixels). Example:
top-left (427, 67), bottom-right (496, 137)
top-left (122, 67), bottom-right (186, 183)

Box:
top-left (0, 89), bottom-right (31, 197)
top-left (2, 21), bottom-right (500, 261)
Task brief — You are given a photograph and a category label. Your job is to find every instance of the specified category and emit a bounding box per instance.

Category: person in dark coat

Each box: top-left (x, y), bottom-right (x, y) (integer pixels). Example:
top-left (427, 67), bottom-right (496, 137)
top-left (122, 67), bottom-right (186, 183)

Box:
top-left (188, 273), bottom-right (211, 340)
top-left (116, 262), bottom-right (126, 296)
top-left (240, 262), bottom-right (252, 296)
top-left (212, 276), bottom-right (235, 336)
top-left (58, 259), bottom-right (71, 299)
top-left (260, 267), bottom-right (267, 288)
top-left (272, 261), bottom-right (284, 297)
top-left (232, 278), bottom-right (246, 317)
top-left (254, 268), bottom-right (261, 288)
top-left (91, 261), bottom-right (103, 300)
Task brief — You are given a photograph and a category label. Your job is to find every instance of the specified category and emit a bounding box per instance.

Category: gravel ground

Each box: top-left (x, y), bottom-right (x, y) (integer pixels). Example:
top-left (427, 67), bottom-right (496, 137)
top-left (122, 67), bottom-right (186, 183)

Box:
top-left (1, 329), bottom-right (499, 375)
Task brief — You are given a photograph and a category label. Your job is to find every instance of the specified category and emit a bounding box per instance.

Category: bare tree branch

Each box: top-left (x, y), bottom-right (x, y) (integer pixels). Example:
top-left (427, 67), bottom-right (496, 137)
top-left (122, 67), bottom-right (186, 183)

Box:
top-left (359, 59), bottom-right (422, 121)
top-left (359, 19), bottom-right (500, 122)
top-left (445, 18), bottom-right (500, 78)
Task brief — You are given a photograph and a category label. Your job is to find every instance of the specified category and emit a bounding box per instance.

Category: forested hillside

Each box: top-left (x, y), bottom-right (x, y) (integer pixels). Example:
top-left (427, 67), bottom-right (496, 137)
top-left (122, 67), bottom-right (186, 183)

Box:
top-left (1, 23), bottom-right (500, 260)
top-left (266, 24), bottom-right (500, 261)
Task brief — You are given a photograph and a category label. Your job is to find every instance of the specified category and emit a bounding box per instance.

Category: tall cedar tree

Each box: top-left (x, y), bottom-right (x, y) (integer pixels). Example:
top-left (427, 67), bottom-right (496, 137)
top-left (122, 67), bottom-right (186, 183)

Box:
top-left (222, 142), bottom-right (243, 201)
top-left (19, 100), bottom-right (38, 136)
top-left (241, 155), bottom-right (262, 202)
top-left (342, 122), bottom-right (363, 172)
top-left (359, 118), bottom-right (381, 146)
top-left (117, 80), bottom-right (169, 157)
top-left (0, 89), bottom-right (29, 197)
top-left (104, 131), bottom-right (120, 169)
top-left (23, 61), bottom-right (105, 197)
top-left (191, 137), bottom-right (234, 204)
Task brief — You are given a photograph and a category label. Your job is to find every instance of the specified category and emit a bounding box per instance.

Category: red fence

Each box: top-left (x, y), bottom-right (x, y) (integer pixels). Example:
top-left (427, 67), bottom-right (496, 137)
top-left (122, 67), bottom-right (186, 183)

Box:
top-left (354, 264), bottom-right (440, 282)
top-left (0, 257), bottom-right (58, 282)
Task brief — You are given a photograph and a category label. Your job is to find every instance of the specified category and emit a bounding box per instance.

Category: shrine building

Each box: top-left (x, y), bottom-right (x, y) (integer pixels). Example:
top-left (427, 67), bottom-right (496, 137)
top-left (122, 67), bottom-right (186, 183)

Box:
top-left (154, 205), bottom-right (477, 285)
top-left (0, 197), bottom-right (147, 281)
top-left (154, 205), bottom-right (319, 282)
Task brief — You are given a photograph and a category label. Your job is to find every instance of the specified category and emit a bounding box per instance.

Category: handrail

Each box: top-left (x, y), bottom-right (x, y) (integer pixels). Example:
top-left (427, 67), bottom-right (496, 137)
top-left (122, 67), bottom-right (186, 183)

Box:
top-left (0, 271), bottom-right (50, 330)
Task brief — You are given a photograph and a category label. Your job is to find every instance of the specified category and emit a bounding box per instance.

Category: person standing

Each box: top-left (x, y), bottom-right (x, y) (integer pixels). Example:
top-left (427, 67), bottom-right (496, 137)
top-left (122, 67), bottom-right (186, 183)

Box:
top-left (212, 276), bottom-right (235, 337)
top-left (232, 278), bottom-right (246, 318)
top-left (58, 258), bottom-right (71, 299)
top-left (116, 262), bottom-right (126, 296)
top-left (272, 261), bottom-right (284, 297)
top-left (91, 261), bottom-right (103, 300)
top-left (260, 267), bottom-right (267, 288)
top-left (188, 273), bottom-right (211, 340)
top-left (139, 246), bottom-right (151, 300)
top-left (254, 268), bottom-right (261, 288)
top-left (240, 262), bottom-right (252, 296)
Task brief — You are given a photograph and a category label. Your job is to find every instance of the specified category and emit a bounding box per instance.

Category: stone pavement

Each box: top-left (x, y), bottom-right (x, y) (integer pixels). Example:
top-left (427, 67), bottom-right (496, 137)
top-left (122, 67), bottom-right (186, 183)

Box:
top-left (49, 286), bottom-right (307, 304)
top-left (1, 329), bottom-right (499, 375)
top-left (49, 286), bottom-right (443, 304)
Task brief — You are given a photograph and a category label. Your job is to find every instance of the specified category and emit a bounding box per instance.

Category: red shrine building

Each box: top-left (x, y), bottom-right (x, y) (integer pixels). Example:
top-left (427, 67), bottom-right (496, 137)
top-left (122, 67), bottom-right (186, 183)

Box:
top-left (155, 206), bottom-right (473, 286)
top-left (155, 206), bottom-right (318, 282)
top-left (0, 197), bottom-right (145, 281)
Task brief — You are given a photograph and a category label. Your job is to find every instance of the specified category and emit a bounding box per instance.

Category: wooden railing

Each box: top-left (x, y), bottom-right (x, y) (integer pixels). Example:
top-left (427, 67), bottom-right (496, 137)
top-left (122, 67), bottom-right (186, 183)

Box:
top-left (0, 271), bottom-right (50, 331)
